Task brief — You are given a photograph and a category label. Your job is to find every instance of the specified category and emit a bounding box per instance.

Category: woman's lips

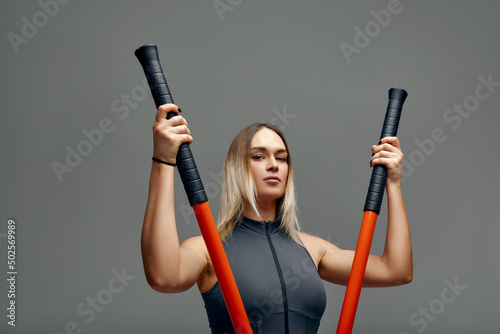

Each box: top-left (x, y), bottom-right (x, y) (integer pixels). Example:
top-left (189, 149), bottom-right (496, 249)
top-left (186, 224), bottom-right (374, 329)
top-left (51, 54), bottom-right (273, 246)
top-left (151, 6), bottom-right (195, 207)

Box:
top-left (264, 176), bottom-right (281, 184)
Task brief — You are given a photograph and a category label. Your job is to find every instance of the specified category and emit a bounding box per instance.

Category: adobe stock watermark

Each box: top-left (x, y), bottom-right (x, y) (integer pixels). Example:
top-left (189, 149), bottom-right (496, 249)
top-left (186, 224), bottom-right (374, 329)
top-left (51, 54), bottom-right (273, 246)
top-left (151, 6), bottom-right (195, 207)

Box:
top-left (399, 277), bottom-right (467, 334)
top-left (339, 0), bottom-right (412, 64)
top-left (7, 0), bottom-right (71, 54)
top-left (213, 0), bottom-right (243, 22)
top-left (48, 267), bottom-right (135, 334)
top-left (51, 74), bottom-right (167, 183)
top-left (400, 73), bottom-right (499, 182)
top-left (178, 106), bottom-right (296, 225)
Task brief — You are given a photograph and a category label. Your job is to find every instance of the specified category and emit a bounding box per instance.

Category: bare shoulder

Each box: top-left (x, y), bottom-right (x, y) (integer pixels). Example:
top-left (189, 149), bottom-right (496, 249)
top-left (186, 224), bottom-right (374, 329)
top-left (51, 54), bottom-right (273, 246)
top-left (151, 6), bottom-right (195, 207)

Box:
top-left (297, 232), bottom-right (339, 267)
top-left (297, 231), bottom-right (336, 248)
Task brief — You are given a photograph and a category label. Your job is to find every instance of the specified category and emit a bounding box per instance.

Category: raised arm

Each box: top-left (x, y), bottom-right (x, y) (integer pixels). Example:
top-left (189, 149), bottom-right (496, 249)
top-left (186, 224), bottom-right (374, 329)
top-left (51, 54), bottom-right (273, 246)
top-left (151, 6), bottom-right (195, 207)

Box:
top-left (310, 136), bottom-right (412, 287)
top-left (141, 104), bottom-right (208, 293)
top-left (370, 136), bottom-right (413, 285)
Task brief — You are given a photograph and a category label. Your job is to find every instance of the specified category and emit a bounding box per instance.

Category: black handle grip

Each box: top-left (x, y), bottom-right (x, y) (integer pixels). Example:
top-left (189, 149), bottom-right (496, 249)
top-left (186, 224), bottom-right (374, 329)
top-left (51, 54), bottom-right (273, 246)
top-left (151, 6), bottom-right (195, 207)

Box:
top-left (135, 44), bottom-right (208, 206)
top-left (363, 88), bottom-right (408, 213)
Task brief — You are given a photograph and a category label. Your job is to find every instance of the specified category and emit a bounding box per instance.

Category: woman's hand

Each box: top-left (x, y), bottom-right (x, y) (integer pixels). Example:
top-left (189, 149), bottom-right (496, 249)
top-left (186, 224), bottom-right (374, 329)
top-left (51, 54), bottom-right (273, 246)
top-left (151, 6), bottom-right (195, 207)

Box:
top-left (371, 136), bottom-right (404, 184)
top-left (152, 104), bottom-right (193, 165)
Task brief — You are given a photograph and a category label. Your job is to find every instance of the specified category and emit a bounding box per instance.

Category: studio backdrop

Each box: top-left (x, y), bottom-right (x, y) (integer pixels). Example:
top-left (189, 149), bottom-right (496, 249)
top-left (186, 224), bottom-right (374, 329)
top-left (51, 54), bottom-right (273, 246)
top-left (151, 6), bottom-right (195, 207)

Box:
top-left (1, 1), bottom-right (499, 333)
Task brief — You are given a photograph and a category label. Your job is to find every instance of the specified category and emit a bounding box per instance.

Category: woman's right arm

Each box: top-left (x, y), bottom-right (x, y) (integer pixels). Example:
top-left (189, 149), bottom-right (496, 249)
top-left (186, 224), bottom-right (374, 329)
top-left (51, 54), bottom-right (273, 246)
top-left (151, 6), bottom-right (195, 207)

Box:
top-left (141, 104), bottom-right (208, 293)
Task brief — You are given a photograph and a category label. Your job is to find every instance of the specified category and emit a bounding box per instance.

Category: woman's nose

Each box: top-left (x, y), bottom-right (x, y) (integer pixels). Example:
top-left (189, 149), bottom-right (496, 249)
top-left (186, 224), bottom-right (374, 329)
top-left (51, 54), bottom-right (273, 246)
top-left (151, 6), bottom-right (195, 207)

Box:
top-left (267, 158), bottom-right (278, 172)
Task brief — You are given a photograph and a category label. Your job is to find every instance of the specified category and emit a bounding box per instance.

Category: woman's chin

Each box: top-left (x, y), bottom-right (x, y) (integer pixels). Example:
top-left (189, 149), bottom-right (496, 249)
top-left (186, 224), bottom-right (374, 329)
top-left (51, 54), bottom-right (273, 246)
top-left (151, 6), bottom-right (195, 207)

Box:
top-left (257, 191), bottom-right (286, 202)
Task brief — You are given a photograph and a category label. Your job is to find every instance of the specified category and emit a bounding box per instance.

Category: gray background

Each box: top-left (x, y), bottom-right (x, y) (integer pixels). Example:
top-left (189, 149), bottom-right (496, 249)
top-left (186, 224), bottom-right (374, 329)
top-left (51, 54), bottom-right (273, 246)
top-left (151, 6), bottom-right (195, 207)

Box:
top-left (1, 0), bottom-right (499, 333)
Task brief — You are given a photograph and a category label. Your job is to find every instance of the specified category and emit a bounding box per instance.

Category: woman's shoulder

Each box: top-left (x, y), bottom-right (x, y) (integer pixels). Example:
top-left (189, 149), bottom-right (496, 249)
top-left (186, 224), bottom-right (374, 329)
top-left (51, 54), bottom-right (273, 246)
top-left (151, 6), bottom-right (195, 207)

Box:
top-left (297, 231), bottom-right (331, 246)
top-left (296, 232), bottom-right (332, 267)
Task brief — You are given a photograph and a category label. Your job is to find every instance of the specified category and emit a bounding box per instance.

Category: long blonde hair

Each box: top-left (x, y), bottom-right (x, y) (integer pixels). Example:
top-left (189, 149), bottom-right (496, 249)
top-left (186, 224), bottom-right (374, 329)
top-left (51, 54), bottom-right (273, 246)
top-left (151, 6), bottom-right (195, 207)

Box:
top-left (217, 123), bottom-right (301, 242)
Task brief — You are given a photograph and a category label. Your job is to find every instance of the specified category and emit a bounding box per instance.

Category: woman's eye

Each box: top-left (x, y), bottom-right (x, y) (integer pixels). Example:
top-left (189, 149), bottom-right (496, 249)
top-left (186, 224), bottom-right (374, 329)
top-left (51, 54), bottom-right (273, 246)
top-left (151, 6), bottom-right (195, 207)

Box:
top-left (277, 156), bottom-right (287, 162)
top-left (251, 155), bottom-right (264, 160)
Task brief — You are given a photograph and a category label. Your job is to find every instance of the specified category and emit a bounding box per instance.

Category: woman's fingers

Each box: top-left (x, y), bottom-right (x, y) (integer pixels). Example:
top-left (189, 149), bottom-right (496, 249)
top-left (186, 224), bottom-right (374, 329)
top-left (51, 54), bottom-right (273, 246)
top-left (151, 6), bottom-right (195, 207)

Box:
top-left (372, 137), bottom-right (400, 153)
top-left (177, 133), bottom-right (193, 145)
top-left (379, 136), bottom-right (400, 147)
top-left (371, 148), bottom-right (402, 165)
top-left (372, 138), bottom-right (401, 156)
top-left (167, 120), bottom-right (190, 135)
top-left (155, 103), bottom-right (182, 122)
top-left (370, 137), bottom-right (404, 183)
top-left (152, 104), bottom-right (192, 164)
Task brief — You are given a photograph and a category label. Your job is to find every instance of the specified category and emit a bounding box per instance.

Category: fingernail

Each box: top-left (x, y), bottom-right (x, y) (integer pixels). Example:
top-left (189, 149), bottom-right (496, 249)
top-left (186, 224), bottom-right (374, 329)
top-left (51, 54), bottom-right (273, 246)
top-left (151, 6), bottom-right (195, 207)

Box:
top-left (177, 108), bottom-right (182, 113)
top-left (378, 140), bottom-right (382, 145)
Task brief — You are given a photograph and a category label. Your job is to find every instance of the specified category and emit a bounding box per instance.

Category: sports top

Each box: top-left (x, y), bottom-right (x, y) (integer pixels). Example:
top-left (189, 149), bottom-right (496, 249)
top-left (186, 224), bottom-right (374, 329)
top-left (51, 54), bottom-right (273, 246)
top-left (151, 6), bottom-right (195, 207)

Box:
top-left (201, 216), bottom-right (327, 333)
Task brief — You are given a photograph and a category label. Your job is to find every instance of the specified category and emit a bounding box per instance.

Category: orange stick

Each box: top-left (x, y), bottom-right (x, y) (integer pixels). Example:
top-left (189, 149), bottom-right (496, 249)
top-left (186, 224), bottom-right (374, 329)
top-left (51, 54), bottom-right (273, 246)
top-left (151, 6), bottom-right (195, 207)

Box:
top-left (336, 211), bottom-right (378, 334)
top-left (194, 202), bottom-right (252, 333)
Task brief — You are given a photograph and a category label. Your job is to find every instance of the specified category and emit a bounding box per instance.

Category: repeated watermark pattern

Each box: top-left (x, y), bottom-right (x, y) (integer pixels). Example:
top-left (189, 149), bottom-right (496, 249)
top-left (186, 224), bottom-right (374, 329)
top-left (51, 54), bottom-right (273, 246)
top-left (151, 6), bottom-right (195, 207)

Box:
top-left (401, 73), bottom-right (499, 182)
top-left (213, 0), bottom-right (243, 22)
top-left (399, 277), bottom-right (467, 334)
top-left (339, 0), bottom-right (412, 64)
top-left (48, 267), bottom-right (135, 334)
top-left (178, 106), bottom-right (296, 225)
top-left (7, 0), bottom-right (71, 54)
top-left (51, 75), bottom-right (164, 183)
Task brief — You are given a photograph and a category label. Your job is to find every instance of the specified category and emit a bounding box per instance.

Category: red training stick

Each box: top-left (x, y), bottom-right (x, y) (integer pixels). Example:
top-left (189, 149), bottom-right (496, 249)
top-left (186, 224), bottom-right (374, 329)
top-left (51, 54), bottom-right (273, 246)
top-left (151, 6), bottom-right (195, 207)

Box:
top-left (135, 44), bottom-right (252, 334)
top-left (336, 88), bottom-right (408, 334)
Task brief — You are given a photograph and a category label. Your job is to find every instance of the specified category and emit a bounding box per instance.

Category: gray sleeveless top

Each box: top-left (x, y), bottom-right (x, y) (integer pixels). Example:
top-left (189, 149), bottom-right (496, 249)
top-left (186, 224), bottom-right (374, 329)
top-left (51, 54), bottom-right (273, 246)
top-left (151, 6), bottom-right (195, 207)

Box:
top-left (201, 217), bottom-right (327, 333)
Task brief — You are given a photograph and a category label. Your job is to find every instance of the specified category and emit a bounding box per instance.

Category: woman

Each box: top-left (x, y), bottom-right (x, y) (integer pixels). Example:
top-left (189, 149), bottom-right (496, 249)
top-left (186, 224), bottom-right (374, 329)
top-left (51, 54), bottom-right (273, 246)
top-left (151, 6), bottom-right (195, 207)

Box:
top-left (141, 104), bottom-right (413, 333)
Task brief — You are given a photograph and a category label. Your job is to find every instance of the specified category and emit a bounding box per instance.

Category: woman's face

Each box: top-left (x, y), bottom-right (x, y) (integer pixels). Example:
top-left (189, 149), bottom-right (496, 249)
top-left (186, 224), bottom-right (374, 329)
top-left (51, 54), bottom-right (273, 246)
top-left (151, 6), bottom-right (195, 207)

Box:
top-left (248, 128), bottom-right (289, 202)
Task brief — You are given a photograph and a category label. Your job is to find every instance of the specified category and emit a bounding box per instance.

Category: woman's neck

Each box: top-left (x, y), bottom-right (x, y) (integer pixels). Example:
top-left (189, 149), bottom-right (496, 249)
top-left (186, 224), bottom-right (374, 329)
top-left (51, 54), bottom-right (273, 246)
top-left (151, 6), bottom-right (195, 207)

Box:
top-left (243, 199), bottom-right (276, 222)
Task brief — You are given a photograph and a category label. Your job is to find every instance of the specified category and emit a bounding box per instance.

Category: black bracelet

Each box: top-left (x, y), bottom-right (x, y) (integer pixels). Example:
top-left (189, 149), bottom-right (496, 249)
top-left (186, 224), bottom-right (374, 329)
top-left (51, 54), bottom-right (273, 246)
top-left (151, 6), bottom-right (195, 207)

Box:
top-left (152, 157), bottom-right (176, 167)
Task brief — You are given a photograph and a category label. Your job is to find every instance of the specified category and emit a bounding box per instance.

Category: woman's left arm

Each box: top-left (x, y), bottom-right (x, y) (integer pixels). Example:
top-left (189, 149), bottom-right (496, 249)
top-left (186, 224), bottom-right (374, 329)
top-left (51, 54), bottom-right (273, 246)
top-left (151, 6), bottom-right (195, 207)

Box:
top-left (315, 136), bottom-right (412, 287)
top-left (371, 136), bottom-right (413, 285)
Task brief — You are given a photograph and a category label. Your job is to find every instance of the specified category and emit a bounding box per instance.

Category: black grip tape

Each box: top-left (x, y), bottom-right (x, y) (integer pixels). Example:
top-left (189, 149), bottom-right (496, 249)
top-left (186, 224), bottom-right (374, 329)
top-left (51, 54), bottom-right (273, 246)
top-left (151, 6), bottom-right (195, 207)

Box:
top-left (135, 45), bottom-right (174, 108)
top-left (363, 88), bottom-right (408, 213)
top-left (135, 44), bottom-right (207, 206)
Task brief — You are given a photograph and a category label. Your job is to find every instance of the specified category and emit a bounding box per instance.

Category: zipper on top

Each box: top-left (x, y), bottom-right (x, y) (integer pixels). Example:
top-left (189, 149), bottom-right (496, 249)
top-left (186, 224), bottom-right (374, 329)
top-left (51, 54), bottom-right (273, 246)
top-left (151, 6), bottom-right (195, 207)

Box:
top-left (265, 221), bottom-right (289, 334)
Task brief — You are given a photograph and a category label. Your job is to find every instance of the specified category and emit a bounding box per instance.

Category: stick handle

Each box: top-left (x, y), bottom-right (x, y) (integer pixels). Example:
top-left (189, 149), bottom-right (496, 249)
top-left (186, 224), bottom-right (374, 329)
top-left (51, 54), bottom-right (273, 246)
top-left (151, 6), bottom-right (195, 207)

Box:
top-left (363, 88), bottom-right (408, 214)
top-left (135, 44), bottom-right (207, 207)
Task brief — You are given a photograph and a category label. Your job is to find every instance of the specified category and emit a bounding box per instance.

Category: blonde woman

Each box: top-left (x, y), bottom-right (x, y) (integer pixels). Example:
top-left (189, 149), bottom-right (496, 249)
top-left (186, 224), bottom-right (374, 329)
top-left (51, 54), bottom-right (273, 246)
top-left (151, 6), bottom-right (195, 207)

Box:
top-left (141, 104), bottom-right (413, 334)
